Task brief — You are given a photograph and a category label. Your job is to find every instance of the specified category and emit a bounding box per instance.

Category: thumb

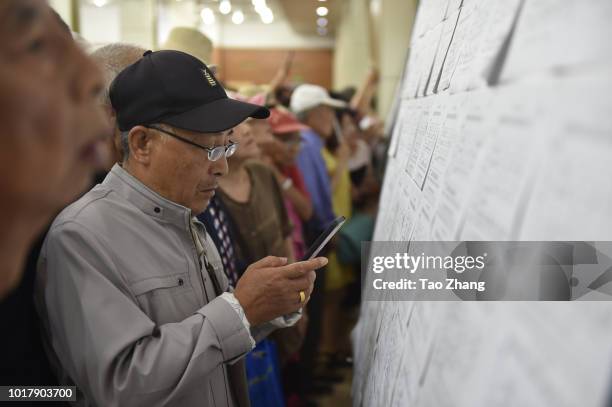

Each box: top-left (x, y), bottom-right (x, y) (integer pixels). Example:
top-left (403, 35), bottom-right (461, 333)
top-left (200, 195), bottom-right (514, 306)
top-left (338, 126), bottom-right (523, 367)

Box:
top-left (281, 257), bottom-right (329, 279)
top-left (249, 256), bottom-right (288, 270)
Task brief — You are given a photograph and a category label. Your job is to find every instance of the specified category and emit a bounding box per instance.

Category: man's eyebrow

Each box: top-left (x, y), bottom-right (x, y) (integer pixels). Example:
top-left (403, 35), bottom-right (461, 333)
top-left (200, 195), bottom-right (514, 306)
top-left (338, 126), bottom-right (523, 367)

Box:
top-left (228, 129), bottom-right (234, 136)
top-left (5, 2), bottom-right (41, 29)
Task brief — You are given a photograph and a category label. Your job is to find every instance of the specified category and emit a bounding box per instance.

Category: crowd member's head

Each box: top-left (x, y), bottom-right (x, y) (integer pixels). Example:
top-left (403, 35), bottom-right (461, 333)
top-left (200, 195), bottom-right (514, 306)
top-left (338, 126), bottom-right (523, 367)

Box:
top-left (290, 84), bottom-right (346, 139)
top-left (161, 26), bottom-right (213, 65)
top-left (340, 109), bottom-right (359, 137)
top-left (274, 84), bottom-right (295, 108)
top-left (109, 50), bottom-right (268, 215)
top-left (0, 0), bottom-right (108, 298)
top-left (230, 93), bottom-right (274, 161)
top-left (227, 121), bottom-right (261, 163)
top-left (337, 108), bottom-right (361, 148)
top-left (330, 87), bottom-right (356, 105)
top-left (360, 114), bottom-right (385, 144)
top-left (248, 117), bottom-right (274, 144)
top-left (260, 108), bottom-right (308, 168)
top-left (90, 43), bottom-right (146, 168)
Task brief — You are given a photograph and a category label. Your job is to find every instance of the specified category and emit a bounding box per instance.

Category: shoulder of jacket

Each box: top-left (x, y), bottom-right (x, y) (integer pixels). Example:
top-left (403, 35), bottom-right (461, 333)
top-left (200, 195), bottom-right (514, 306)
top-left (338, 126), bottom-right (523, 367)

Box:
top-left (49, 184), bottom-right (137, 238)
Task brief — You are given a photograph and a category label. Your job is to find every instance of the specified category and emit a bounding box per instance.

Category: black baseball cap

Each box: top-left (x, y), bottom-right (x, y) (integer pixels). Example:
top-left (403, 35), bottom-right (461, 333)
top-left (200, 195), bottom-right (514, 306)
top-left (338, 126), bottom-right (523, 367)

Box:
top-left (109, 50), bottom-right (269, 133)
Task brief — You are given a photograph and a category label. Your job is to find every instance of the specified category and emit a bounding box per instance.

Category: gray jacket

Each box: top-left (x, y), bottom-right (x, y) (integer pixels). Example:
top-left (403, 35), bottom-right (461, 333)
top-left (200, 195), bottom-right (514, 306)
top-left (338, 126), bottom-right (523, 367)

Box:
top-left (35, 164), bottom-right (284, 407)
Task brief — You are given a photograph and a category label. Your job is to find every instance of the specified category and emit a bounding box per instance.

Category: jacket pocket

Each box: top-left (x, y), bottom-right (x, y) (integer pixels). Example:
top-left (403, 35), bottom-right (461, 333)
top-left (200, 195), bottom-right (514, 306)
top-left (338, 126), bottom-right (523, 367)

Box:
top-left (130, 273), bottom-right (192, 297)
top-left (129, 273), bottom-right (200, 324)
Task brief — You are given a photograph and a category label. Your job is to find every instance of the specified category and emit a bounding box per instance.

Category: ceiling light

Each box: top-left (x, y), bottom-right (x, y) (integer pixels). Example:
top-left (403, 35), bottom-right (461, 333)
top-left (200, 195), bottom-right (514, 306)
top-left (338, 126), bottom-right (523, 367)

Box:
top-left (316, 6), bottom-right (328, 16)
top-left (201, 8), bottom-right (215, 25)
top-left (317, 26), bottom-right (328, 36)
top-left (219, 0), bottom-right (232, 15)
top-left (93, 0), bottom-right (108, 7)
top-left (252, 0), bottom-right (267, 7)
top-left (260, 8), bottom-right (274, 23)
top-left (317, 17), bottom-right (328, 27)
top-left (232, 10), bottom-right (245, 24)
top-left (255, 4), bottom-right (270, 15)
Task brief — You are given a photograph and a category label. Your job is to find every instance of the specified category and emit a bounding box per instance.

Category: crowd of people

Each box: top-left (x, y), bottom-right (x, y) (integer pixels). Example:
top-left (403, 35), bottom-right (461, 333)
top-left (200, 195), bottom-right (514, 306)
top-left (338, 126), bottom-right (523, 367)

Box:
top-left (0, 2), bottom-right (384, 406)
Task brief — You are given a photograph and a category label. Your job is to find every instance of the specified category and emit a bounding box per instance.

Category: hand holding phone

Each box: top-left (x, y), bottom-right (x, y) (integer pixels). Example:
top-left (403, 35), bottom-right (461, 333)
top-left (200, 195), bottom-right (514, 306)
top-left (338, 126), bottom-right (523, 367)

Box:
top-left (302, 216), bottom-right (346, 261)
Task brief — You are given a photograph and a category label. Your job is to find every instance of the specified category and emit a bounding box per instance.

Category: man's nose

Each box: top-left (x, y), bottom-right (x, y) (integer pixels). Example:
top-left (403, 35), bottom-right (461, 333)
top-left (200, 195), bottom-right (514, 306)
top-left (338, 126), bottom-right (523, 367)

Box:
top-left (211, 155), bottom-right (229, 177)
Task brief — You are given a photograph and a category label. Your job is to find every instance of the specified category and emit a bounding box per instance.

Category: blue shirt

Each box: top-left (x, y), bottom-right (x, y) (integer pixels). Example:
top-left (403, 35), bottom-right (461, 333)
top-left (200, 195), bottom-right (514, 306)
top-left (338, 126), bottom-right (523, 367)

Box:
top-left (296, 128), bottom-right (336, 238)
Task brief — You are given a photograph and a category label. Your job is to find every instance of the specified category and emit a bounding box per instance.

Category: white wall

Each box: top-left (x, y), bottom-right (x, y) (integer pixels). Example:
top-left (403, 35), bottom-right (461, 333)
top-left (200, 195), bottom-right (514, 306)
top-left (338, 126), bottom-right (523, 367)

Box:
top-left (376, 0), bottom-right (417, 118)
top-left (159, 0), bottom-right (334, 49)
top-left (333, 0), bottom-right (371, 91)
top-left (80, 3), bottom-right (121, 45)
top-left (50, 0), bottom-right (157, 49)
top-left (49, 0), bottom-right (72, 26)
top-left (65, 0), bottom-right (332, 50)
top-left (118, 0), bottom-right (156, 49)
top-left (333, 0), bottom-right (417, 120)
top-left (216, 19), bottom-right (334, 49)
top-left (157, 0), bottom-right (203, 45)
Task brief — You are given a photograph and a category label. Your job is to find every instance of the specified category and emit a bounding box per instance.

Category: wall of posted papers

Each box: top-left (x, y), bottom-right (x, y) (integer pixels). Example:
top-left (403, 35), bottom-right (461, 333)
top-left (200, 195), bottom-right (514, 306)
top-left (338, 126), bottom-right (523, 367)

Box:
top-left (352, 0), bottom-right (612, 406)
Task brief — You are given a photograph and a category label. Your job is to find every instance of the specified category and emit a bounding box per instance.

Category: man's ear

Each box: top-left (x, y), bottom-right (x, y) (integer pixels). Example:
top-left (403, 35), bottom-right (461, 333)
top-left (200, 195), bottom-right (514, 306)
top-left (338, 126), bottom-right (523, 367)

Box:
top-left (128, 126), bottom-right (155, 165)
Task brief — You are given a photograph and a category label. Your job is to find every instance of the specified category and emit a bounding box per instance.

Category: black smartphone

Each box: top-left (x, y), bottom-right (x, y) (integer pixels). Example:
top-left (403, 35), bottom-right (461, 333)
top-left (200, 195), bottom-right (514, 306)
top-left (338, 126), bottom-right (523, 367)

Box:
top-left (302, 216), bottom-right (346, 261)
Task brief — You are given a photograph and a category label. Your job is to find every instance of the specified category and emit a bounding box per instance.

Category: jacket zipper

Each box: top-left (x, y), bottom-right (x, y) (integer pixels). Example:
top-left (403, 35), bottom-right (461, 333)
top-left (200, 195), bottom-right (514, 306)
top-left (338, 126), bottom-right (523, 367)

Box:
top-left (189, 221), bottom-right (209, 305)
top-left (189, 221), bottom-right (233, 407)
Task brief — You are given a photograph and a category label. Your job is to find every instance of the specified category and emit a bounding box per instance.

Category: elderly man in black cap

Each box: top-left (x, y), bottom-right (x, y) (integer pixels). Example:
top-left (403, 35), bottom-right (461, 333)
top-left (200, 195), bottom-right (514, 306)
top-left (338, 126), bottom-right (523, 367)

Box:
top-left (35, 50), bottom-right (326, 407)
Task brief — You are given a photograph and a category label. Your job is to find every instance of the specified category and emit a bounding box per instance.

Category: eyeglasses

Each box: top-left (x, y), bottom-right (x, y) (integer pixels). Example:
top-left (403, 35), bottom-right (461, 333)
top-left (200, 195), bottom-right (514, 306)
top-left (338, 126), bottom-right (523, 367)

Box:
top-left (146, 125), bottom-right (238, 161)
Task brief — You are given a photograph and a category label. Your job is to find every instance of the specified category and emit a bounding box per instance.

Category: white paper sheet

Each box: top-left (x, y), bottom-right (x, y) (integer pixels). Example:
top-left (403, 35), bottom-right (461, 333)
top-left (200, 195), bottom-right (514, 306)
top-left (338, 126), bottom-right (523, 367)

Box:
top-left (450, 0), bottom-right (522, 92)
top-left (501, 0), bottom-right (612, 81)
top-left (428, 10), bottom-right (461, 95)
top-left (458, 85), bottom-right (548, 240)
top-left (517, 71), bottom-right (612, 240)
top-left (359, 2), bottom-right (612, 405)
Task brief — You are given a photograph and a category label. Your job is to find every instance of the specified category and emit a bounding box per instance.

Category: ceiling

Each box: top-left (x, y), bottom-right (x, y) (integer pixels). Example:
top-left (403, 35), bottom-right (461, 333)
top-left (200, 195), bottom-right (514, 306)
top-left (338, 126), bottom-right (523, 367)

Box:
top-left (277, 0), bottom-right (344, 36)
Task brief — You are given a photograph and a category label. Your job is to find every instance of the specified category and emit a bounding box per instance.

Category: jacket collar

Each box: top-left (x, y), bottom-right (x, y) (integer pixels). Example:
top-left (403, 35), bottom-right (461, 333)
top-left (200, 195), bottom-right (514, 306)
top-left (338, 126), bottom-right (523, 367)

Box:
top-left (103, 164), bottom-right (195, 229)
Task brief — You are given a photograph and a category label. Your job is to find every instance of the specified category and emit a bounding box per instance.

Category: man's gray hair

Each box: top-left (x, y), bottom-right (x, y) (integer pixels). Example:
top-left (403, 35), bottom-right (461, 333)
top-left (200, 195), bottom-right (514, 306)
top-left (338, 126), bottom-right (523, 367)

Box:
top-left (90, 43), bottom-right (146, 107)
top-left (91, 43), bottom-right (146, 161)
